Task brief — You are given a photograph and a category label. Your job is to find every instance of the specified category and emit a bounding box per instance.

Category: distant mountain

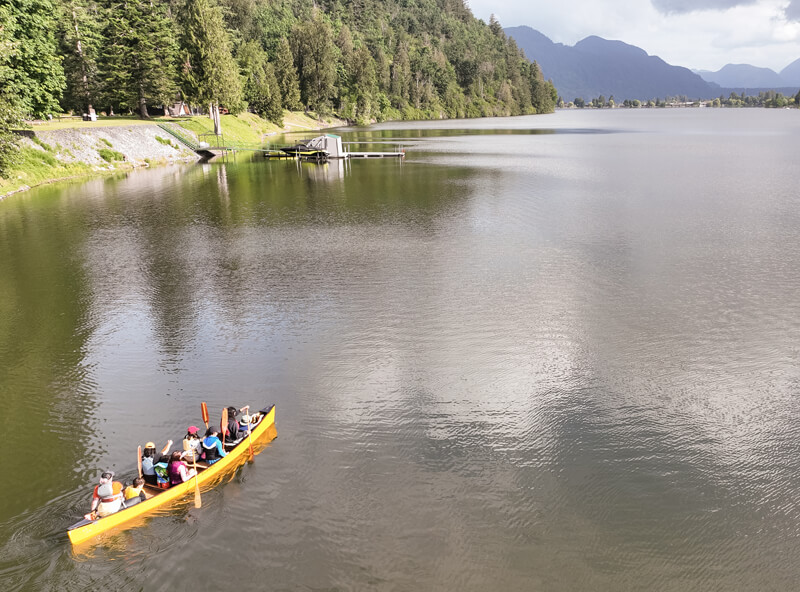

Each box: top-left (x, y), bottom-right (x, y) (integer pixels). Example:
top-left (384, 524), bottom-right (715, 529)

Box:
top-left (696, 64), bottom-right (787, 88)
top-left (506, 26), bottom-right (716, 101)
top-left (780, 57), bottom-right (800, 86)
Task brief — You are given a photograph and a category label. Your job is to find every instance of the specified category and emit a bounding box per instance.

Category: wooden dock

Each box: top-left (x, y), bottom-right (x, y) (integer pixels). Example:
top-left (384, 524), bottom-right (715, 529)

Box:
top-left (347, 151), bottom-right (404, 158)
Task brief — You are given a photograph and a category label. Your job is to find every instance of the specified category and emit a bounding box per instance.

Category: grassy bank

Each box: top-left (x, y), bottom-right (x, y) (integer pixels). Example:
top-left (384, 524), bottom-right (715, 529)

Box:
top-left (2, 139), bottom-right (97, 194)
top-left (0, 110), bottom-right (346, 199)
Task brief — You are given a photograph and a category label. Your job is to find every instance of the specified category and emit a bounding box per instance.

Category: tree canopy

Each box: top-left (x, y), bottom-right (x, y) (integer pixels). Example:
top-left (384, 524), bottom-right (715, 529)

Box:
top-left (1, 0), bottom-right (558, 121)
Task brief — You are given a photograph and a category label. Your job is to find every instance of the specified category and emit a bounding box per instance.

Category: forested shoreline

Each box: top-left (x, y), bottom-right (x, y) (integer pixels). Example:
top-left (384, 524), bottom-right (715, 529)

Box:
top-left (0, 0), bottom-right (557, 177)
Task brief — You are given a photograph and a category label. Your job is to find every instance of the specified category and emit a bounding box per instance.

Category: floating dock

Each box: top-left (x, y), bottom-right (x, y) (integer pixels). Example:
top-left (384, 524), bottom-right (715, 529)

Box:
top-left (268, 134), bottom-right (404, 161)
top-left (347, 151), bottom-right (404, 158)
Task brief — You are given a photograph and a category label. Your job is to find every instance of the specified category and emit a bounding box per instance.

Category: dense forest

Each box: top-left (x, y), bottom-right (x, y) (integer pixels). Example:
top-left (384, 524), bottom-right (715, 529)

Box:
top-left (0, 0), bottom-right (556, 127)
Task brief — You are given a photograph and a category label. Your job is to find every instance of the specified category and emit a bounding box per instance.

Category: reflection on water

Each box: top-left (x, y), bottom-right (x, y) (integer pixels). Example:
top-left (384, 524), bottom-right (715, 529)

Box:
top-left (2, 109), bottom-right (800, 591)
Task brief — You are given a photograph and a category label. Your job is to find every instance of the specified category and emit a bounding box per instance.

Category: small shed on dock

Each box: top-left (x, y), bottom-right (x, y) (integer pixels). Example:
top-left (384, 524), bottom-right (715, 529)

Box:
top-left (305, 134), bottom-right (346, 159)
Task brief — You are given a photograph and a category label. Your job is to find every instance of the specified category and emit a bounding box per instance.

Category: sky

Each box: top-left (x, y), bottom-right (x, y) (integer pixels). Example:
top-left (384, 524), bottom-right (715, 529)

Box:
top-left (466, 0), bottom-right (800, 72)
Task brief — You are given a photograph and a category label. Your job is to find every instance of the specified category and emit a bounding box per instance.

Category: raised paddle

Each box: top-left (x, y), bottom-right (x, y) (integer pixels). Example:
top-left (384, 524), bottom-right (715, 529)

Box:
top-left (137, 445), bottom-right (142, 479)
top-left (201, 402), bottom-right (209, 429)
top-left (243, 406), bottom-right (254, 459)
top-left (221, 407), bottom-right (228, 446)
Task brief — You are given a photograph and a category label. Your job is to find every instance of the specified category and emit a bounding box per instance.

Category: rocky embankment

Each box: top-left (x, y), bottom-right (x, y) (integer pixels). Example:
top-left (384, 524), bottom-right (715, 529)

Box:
top-left (1, 124), bottom-right (199, 199)
top-left (33, 124), bottom-right (198, 167)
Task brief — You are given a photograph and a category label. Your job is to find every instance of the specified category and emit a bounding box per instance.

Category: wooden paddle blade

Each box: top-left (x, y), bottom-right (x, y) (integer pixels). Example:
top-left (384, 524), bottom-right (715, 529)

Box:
top-left (193, 457), bottom-right (201, 508)
top-left (137, 445), bottom-right (142, 478)
top-left (221, 407), bottom-right (228, 442)
top-left (201, 402), bottom-right (209, 427)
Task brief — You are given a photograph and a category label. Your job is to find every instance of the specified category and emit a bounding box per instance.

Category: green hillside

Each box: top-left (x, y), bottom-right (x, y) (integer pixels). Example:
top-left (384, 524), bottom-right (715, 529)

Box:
top-left (0, 0), bottom-right (557, 176)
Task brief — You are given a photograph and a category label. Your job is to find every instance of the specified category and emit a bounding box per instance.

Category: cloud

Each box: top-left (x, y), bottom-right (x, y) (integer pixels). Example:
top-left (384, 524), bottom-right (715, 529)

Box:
top-left (786, 0), bottom-right (800, 21)
top-left (650, 0), bottom-right (757, 14)
top-left (469, 0), bottom-right (800, 72)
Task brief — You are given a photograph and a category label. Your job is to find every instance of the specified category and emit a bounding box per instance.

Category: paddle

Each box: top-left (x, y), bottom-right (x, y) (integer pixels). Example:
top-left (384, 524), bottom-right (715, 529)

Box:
top-left (243, 405), bottom-right (254, 459)
top-left (201, 402), bottom-right (209, 429)
top-left (221, 407), bottom-right (228, 447)
top-left (192, 454), bottom-right (201, 508)
top-left (137, 445), bottom-right (142, 479)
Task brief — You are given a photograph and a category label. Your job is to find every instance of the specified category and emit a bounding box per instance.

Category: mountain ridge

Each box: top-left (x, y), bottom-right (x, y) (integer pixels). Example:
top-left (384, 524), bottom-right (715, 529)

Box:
top-left (505, 25), bottom-right (800, 101)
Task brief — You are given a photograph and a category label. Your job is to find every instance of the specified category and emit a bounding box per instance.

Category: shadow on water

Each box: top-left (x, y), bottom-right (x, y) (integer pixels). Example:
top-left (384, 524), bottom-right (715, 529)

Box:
top-left (0, 186), bottom-right (104, 591)
top-left (0, 191), bottom-right (104, 499)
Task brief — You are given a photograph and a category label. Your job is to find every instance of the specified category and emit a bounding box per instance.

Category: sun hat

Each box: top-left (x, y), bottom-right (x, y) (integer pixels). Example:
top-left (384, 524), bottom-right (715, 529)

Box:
top-left (187, 426), bottom-right (199, 434)
top-left (145, 442), bottom-right (156, 448)
top-left (240, 414), bottom-right (251, 424)
top-left (100, 471), bottom-right (114, 480)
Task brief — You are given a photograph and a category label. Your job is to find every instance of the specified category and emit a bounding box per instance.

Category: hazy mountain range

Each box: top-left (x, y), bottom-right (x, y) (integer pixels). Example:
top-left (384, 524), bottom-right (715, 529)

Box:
top-left (695, 62), bottom-right (800, 88)
top-left (506, 25), bottom-right (800, 102)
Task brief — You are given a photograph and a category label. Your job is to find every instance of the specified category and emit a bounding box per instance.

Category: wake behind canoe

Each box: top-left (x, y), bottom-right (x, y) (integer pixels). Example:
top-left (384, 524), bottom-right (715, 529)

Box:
top-left (68, 404), bottom-right (276, 546)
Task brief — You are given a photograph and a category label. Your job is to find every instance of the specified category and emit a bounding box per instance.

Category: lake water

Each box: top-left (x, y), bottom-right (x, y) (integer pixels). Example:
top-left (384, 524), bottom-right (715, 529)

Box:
top-left (2, 108), bottom-right (800, 590)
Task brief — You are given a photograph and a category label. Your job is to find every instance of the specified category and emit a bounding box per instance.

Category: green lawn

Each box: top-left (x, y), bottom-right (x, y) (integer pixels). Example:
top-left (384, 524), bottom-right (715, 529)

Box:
top-left (28, 110), bottom-right (341, 139)
top-left (28, 115), bottom-right (173, 131)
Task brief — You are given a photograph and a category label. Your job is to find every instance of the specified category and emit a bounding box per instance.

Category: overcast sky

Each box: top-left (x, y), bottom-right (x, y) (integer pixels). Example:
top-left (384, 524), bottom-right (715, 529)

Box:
top-left (467, 0), bottom-right (800, 72)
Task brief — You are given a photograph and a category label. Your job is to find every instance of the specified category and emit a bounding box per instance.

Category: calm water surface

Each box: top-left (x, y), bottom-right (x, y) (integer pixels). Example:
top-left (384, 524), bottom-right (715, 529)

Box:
top-left (2, 109), bottom-right (800, 590)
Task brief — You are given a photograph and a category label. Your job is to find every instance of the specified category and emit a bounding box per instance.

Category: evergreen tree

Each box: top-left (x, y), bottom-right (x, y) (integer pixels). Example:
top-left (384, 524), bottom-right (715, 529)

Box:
top-left (290, 10), bottom-right (336, 113)
top-left (100, 0), bottom-right (179, 117)
top-left (273, 37), bottom-right (301, 110)
top-left (390, 39), bottom-right (411, 107)
top-left (350, 44), bottom-right (377, 122)
top-left (58, 0), bottom-right (103, 114)
top-left (488, 14), bottom-right (503, 38)
top-left (238, 40), bottom-right (283, 125)
top-left (181, 0), bottom-right (244, 112)
top-left (0, 4), bottom-right (23, 176)
top-left (374, 45), bottom-right (390, 91)
top-left (218, 0), bottom-right (259, 43)
top-left (4, 0), bottom-right (65, 117)
top-left (529, 60), bottom-right (554, 114)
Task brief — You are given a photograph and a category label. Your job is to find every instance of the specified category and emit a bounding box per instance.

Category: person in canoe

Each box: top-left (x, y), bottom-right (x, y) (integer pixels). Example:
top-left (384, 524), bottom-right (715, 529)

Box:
top-left (153, 455), bottom-right (171, 489)
top-left (182, 426), bottom-right (202, 463)
top-left (239, 412), bottom-right (252, 435)
top-left (88, 471), bottom-right (124, 518)
top-left (201, 427), bottom-right (227, 464)
top-left (223, 405), bottom-right (250, 443)
top-left (167, 451), bottom-right (197, 485)
top-left (142, 440), bottom-right (172, 486)
top-left (124, 476), bottom-right (147, 504)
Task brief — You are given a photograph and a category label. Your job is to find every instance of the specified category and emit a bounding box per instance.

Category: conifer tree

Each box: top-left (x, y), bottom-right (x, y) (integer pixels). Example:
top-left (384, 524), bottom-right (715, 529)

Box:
top-left (391, 40), bottom-right (411, 106)
top-left (58, 0), bottom-right (104, 115)
top-left (529, 60), bottom-right (555, 114)
top-left (273, 37), bottom-right (301, 110)
top-left (290, 10), bottom-right (336, 113)
top-left (351, 44), bottom-right (377, 122)
top-left (181, 0), bottom-right (244, 112)
top-left (0, 4), bottom-right (23, 176)
top-left (100, 0), bottom-right (179, 117)
top-left (4, 0), bottom-right (65, 117)
top-left (238, 40), bottom-right (283, 125)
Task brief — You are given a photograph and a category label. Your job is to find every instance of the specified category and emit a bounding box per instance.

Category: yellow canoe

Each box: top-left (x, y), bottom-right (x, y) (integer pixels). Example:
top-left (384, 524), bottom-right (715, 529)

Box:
top-left (68, 404), bottom-right (276, 545)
